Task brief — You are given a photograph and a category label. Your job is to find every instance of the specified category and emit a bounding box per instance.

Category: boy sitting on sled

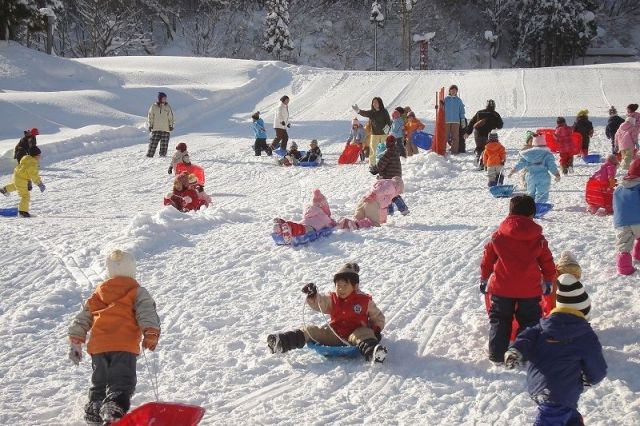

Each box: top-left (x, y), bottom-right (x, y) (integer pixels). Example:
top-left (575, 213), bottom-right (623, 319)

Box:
top-left (267, 262), bottom-right (387, 363)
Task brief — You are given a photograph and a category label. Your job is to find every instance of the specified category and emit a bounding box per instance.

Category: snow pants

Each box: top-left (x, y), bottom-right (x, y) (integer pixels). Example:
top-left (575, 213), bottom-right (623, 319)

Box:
top-left (88, 352), bottom-right (137, 414)
top-left (254, 138), bottom-right (272, 156)
top-left (534, 403), bottom-right (583, 426)
top-left (526, 172), bottom-right (552, 203)
top-left (3, 176), bottom-right (30, 212)
top-left (369, 134), bottom-right (386, 166)
top-left (354, 199), bottom-right (382, 226)
top-left (559, 153), bottom-right (574, 173)
top-left (488, 295), bottom-right (541, 362)
top-left (303, 325), bottom-right (376, 347)
top-left (486, 166), bottom-right (504, 186)
top-left (446, 123), bottom-right (461, 154)
top-left (616, 224), bottom-right (640, 253)
top-left (148, 131), bottom-right (170, 157)
top-left (272, 128), bottom-right (289, 151)
top-left (396, 137), bottom-right (407, 157)
top-left (474, 132), bottom-right (489, 166)
top-left (405, 137), bottom-right (419, 157)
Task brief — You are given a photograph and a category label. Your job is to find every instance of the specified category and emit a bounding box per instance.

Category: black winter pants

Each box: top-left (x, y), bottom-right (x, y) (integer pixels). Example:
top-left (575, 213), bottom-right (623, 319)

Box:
top-left (474, 131), bottom-right (489, 164)
top-left (89, 352), bottom-right (137, 413)
top-left (488, 295), bottom-right (541, 362)
top-left (254, 138), bottom-right (272, 156)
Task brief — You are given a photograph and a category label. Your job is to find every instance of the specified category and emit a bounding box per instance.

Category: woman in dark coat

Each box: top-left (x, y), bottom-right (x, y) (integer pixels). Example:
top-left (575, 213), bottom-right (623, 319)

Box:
top-left (353, 97), bottom-right (392, 166)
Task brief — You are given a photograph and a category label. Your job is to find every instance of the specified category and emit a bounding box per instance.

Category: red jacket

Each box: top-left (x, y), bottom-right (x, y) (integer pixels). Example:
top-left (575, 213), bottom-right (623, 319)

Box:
top-left (480, 215), bottom-right (556, 298)
top-left (555, 125), bottom-right (574, 154)
top-left (330, 292), bottom-right (372, 338)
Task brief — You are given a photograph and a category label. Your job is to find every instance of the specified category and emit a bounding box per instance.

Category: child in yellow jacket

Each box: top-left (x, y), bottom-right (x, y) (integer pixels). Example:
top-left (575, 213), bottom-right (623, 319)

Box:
top-left (68, 249), bottom-right (161, 425)
top-left (0, 146), bottom-right (45, 217)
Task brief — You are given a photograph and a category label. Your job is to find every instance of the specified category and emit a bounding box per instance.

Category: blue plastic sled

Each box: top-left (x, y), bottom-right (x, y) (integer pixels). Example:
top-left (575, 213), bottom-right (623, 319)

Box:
top-left (0, 207), bottom-right (18, 217)
top-left (272, 226), bottom-right (335, 247)
top-left (412, 132), bottom-right (433, 150)
top-left (489, 185), bottom-right (515, 198)
top-left (582, 154), bottom-right (602, 164)
top-left (299, 156), bottom-right (322, 167)
top-left (535, 203), bottom-right (553, 218)
top-left (273, 148), bottom-right (287, 157)
top-left (307, 341), bottom-right (359, 358)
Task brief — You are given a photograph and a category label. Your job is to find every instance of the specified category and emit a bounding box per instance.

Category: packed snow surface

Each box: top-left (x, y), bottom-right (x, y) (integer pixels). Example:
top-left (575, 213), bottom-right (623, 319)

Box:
top-left (1, 44), bottom-right (639, 425)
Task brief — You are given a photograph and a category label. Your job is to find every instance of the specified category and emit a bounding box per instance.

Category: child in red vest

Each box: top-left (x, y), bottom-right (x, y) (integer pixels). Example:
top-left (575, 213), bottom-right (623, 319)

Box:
top-left (480, 195), bottom-right (556, 364)
top-left (267, 263), bottom-right (387, 362)
top-left (555, 117), bottom-right (575, 175)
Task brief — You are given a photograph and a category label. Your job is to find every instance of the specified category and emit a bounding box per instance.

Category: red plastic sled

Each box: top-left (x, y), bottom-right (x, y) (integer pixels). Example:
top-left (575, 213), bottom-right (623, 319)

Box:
top-left (175, 163), bottom-right (205, 185)
top-left (585, 177), bottom-right (613, 214)
top-left (114, 402), bottom-right (205, 426)
top-left (338, 143), bottom-right (362, 165)
top-left (536, 128), bottom-right (581, 155)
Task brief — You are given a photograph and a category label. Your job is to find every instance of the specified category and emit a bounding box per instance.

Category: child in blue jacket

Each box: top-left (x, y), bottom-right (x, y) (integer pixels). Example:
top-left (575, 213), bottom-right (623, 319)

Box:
top-left (509, 134), bottom-right (561, 203)
top-left (390, 107), bottom-right (407, 158)
top-left (505, 274), bottom-right (607, 426)
top-left (612, 158), bottom-right (640, 275)
top-left (252, 111), bottom-right (272, 156)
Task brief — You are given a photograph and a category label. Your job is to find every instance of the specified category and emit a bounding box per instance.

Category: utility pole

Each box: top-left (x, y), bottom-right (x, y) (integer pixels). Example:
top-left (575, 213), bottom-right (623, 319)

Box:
top-left (39, 8), bottom-right (57, 55)
top-left (400, 0), bottom-right (417, 69)
top-left (370, 1), bottom-right (385, 71)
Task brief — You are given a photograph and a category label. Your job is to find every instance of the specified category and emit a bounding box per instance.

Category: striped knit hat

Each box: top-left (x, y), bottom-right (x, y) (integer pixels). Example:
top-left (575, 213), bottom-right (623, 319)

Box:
top-left (556, 274), bottom-right (591, 318)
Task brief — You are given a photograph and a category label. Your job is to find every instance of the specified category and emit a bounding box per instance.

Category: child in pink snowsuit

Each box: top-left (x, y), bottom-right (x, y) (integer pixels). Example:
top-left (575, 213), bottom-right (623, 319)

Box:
top-left (591, 155), bottom-right (619, 187)
top-left (339, 176), bottom-right (404, 230)
top-left (616, 116), bottom-right (637, 170)
top-left (273, 189), bottom-right (336, 244)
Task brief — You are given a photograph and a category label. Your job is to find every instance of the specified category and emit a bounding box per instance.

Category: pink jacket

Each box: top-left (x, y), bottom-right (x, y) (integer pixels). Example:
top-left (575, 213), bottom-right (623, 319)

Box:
top-left (592, 161), bottom-right (617, 183)
top-left (555, 125), bottom-right (574, 154)
top-left (628, 111), bottom-right (640, 142)
top-left (616, 121), bottom-right (635, 151)
top-left (363, 179), bottom-right (401, 224)
top-left (302, 205), bottom-right (333, 231)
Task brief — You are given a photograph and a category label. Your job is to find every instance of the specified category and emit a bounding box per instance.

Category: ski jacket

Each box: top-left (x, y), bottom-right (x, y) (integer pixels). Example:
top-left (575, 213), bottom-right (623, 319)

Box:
top-left (404, 117), bottom-right (425, 141)
top-left (307, 291), bottom-right (385, 338)
top-left (164, 188), bottom-right (202, 211)
top-left (481, 215), bottom-right (556, 298)
top-left (613, 178), bottom-right (640, 227)
top-left (513, 147), bottom-right (559, 177)
top-left (14, 136), bottom-right (37, 162)
top-left (252, 118), bottom-right (267, 139)
top-left (273, 103), bottom-right (289, 130)
top-left (13, 155), bottom-right (42, 185)
top-left (444, 95), bottom-right (465, 123)
top-left (377, 146), bottom-right (402, 179)
top-left (148, 102), bottom-right (175, 133)
top-left (390, 117), bottom-right (405, 139)
top-left (606, 115), bottom-right (625, 140)
top-left (302, 205), bottom-right (333, 231)
top-left (300, 146), bottom-right (322, 163)
top-left (170, 150), bottom-right (190, 169)
top-left (356, 178), bottom-right (402, 226)
top-left (357, 108), bottom-right (392, 135)
top-left (347, 125), bottom-right (365, 144)
top-left (68, 277), bottom-right (160, 355)
top-left (465, 108), bottom-right (503, 138)
top-left (510, 309), bottom-right (607, 409)
top-left (554, 125), bottom-right (574, 154)
top-left (591, 160), bottom-right (617, 184)
top-left (572, 117), bottom-right (593, 144)
top-left (482, 141), bottom-right (506, 167)
top-left (615, 121), bottom-right (635, 151)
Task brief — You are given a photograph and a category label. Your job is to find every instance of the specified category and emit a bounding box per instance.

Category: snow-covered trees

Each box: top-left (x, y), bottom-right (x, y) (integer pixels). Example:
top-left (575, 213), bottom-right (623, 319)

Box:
top-left (512, 0), bottom-right (598, 66)
top-left (263, 0), bottom-right (294, 60)
top-left (1, 0), bottom-right (60, 42)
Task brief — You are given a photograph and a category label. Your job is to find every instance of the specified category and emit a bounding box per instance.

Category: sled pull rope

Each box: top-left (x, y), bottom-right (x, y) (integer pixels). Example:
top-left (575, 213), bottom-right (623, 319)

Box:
top-left (143, 349), bottom-right (160, 401)
top-left (302, 296), bottom-right (351, 346)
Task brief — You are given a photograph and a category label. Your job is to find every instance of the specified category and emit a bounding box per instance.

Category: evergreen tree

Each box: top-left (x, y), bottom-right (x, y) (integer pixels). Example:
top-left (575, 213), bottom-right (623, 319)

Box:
top-left (263, 0), bottom-right (294, 60)
top-left (0, 0), bottom-right (60, 41)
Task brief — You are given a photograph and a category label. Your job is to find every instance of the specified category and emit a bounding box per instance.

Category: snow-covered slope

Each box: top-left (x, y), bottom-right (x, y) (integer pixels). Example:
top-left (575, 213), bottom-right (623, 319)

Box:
top-left (1, 45), bottom-right (639, 425)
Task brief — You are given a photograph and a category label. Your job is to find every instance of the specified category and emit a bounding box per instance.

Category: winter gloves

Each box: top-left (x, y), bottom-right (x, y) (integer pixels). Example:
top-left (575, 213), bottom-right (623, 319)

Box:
top-left (541, 281), bottom-right (552, 296)
top-left (301, 283), bottom-right (317, 298)
top-left (504, 348), bottom-right (523, 369)
top-left (351, 104), bottom-right (359, 112)
top-left (169, 126), bottom-right (174, 131)
top-left (479, 279), bottom-right (488, 295)
top-left (280, 121), bottom-right (286, 126)
top-left (69, 337), bottom-right (84, 365)
top-left (142, 328), bottom-right (160, 351)
top-left (38, 183), bottom-right (46, 192)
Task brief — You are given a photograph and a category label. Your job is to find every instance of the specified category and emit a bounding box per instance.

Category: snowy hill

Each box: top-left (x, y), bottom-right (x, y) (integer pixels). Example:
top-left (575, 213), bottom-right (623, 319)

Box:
top-left (0, 44), bottom-right (639, 425)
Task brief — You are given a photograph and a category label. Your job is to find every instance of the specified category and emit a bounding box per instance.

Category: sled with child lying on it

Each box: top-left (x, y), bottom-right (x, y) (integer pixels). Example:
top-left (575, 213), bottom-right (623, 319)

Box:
top-left (271, 226), bottom-right (335, 247)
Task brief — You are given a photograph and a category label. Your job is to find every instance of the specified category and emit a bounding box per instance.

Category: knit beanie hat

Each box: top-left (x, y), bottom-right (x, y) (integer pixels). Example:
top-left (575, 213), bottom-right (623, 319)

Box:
top-left (176, 142), bottom-right (187, 152)
top-left (352, 118), bottom-right (360, 126)
top-left (609, 106), bottom-right (617, 116)
top-left (533, 134), bottom-right (546, 146)
top-left (28, 146), bottom-right (42, 156)
top-left (556, 251), bottom-right (582, 280)
top-left (158, 92), bottom-right (167, 102)
top-left (310, 139), bottom-right (318, 147)
top-left (312, 189), bottom-right (331, 216)
top-left (30, 128), bottom-right (39, 136)
top-left (106, 249), bottom-right (136, 279)
top-left (488, 132), bottom-right (499, 142)
top-left (251, 111), bottom-right (260, 120)
top-left (555, 274), bottom-right (591, 318)
top-left (577, 109), bottom-right (589, 117)
top-left (334, 262), bottom-right (360, 285)
top-left (509, 194), bottom-right (536, 217)
top-left (290, 141), bottom-right (298, 150)
top-left (625, 158), bottom-right (640, 180)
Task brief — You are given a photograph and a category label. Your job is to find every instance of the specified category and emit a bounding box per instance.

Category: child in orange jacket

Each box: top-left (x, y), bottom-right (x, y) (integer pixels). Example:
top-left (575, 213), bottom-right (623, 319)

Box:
top-left (404, 111), bottom-right (425, 156)
top-left (482, 132), bottom-right (507, 186)
top-left (267, 263), bottom-right (387, 363)
top-left (68, 249), bottom-right (161, 425)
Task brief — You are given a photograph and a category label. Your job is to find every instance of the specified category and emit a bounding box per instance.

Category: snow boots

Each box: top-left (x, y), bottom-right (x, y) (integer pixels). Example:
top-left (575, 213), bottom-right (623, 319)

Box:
top-left (267, 330), bottom-right (306, 354)
top-left (357, 338), bottom-right (387, 363)
top-left (0, 187), bottom-right (7, 197)
top-left (616, 252), bottom-right (636, 275)
top-left (84, 400), bottom-right (102, 425)
top-left (19, 211), bottom-right (31, 218)
top-left (100, 401), bottom-right (125, 424)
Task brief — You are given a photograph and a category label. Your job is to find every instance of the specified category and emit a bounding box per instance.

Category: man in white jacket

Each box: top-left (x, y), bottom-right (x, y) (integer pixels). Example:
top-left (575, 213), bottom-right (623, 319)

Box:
top-left (271, 95), bottom-right (290, 150)
top-left (147, 92), bottom-right (175, 157)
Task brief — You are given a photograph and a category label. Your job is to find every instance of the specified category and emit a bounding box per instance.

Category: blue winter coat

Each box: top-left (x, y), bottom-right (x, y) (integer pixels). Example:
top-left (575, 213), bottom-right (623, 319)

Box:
top-left (444, 96), bottom-right (465, 123)
top-left (347, 125), bottom-right (365, 144)
top-left (390, 117), bottom-right (405, 139)
top-left (613, 179), bottom-right (640, 227)
top-left (511, 311), bottom-right (607, 409)
top-left (513, 146), bottom-right (559, 177)
top-left (252, 118), bottom-right (267, 139)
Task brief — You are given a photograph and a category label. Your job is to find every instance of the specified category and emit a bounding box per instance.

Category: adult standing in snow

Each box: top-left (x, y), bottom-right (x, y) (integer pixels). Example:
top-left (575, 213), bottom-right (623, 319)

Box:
top-left (465, 99), bottom-right (504, 169)
top-left (14, 128), bottom-right (39, 163)
top-left (272, 95), bottom-right (291, 150)
top-left (443, 85), bottom-right (465, 154)
top-left (147, 92), bottom-right (175, 157)
top-left (352, 97), bottom-right (392, 166)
